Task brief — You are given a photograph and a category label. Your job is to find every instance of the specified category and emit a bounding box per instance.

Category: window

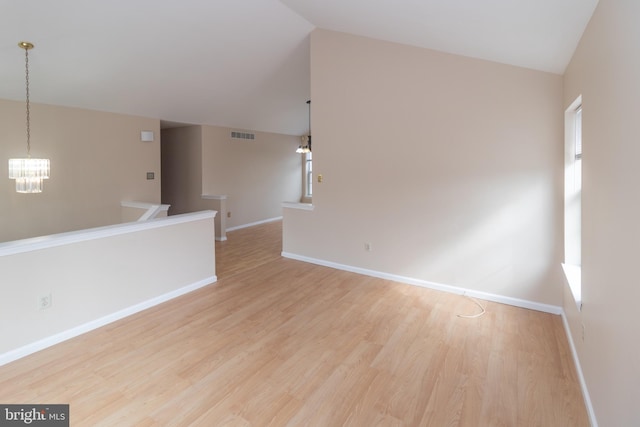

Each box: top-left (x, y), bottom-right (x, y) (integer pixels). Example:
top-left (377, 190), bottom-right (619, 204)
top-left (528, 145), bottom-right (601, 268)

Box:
top-left (305, 152), bottom-right (312, 197)
top-left (563, 97), bottom-right (582, 308)
top-left (300, 151), bottom-right (312, 203)
top-left (575, 107), bottom-right (582, 161)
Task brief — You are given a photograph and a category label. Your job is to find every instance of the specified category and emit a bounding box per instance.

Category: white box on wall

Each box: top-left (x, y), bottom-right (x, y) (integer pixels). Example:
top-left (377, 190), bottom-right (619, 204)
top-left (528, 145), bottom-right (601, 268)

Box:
top-left (140, 131), bottom-right (154, 142)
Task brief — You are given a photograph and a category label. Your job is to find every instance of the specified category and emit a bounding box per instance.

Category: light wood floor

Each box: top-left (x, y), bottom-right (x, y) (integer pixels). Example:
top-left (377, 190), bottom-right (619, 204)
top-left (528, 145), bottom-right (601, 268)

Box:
top-left (215, 220), bottom-right (283, 279)
top-left (0, 220), bottom-right (589, 426)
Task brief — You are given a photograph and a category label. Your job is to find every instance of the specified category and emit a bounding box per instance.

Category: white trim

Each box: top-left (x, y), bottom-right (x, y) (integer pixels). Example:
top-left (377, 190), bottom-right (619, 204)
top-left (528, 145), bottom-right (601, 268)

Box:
top-left (137, 205), bottom-right (163, 221)
top-left (562, 263), bottom-right (582, 311)
top-left (561, 312), bottom-right (598, 427)
top-left (226, 216), bottom-right (282, 232)
top-left (0, 211), bottom-right (217, 257)
top-left (566, 95), bottom-right (583, 114)
top-left (215, 236), bottom-right (228, 242)
top-left (281, 252), bottom-right (562, 315)
top-left (121, 201), bottom-right (171, 222)
top-left (120, 201), bottom-right (169, 212)
top-left (0, 276), bottom-right (217, 367)
top-left (201, 194), bottom-right (228, 200)
top-left (282, 202), bottom-right (314, 211)
top-left (121, 200), bottom-right (154, 209)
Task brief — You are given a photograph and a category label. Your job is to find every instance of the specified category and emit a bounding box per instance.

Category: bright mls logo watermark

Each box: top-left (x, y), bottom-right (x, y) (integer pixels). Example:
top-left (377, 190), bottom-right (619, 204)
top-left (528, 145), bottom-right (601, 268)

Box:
top-left (0, 405), bottom-right (68, 426)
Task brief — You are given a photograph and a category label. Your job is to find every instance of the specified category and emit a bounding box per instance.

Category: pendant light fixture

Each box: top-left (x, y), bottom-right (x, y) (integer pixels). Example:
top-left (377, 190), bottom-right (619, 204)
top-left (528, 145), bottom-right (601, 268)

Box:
top-left (9, 41), bottom-right (50, 193)
top-left (296, 100), bottom-right (311, 153)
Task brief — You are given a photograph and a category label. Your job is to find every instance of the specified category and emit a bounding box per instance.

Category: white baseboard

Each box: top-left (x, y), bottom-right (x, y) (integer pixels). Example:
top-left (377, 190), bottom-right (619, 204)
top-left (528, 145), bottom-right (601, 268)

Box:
top-left (226, 216), bottom-right (282, 232)
top-left (0, 276), bottom-right (217, 367)
top-left (281, 252), bottom-right (562, 315)
top-left (215, 236), bottom-right (228, 242)
top-left (561, 313), bottom-right (598, 427)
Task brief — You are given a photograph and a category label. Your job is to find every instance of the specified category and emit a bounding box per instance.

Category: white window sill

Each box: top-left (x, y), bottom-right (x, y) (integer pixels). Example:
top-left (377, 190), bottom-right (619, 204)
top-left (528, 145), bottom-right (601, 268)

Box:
top-left (201, 194), bottom-right (227, 200)
top-left (282, 202), bottom-right (314, 211)
top-left (562, 263), bottom-right (582, 311)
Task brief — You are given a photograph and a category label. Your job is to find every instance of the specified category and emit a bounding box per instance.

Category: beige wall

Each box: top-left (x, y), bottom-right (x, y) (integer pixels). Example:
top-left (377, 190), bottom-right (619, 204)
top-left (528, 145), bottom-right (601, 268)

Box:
top-left (161, 125), bottom-right (227, 239)
top-left (161, 125), bottom-right (301, 232)
top-left (563, 0), bottom-right (640, 425)
top-left (201, 125), bottom-right (301, 228)
top-left (161, 126), bottom-right (203, 215)
top-left (284, 29), bottom-right (564, 306)
top-left (0, 99), bottom-right (161, 242)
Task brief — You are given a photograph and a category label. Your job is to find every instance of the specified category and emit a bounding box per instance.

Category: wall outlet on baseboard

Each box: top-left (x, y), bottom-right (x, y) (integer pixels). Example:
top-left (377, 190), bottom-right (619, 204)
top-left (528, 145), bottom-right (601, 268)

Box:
top-left (364, 242), bottom-right (372, 252)
top-left (38, 293), bottom-right (52, 310)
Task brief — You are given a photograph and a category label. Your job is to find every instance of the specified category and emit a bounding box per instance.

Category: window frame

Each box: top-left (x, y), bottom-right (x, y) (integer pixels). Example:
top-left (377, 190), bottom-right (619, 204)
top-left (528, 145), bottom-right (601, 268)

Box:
top-left (563, 96), bottom-right (582, 310)
top-left (300, 151), bottom-right (312, 203)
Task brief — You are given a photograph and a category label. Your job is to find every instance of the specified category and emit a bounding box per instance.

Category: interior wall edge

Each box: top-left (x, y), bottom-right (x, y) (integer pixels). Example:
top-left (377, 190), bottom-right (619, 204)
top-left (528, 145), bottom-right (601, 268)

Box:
top-left (561, 312), bottom-right (599, 427)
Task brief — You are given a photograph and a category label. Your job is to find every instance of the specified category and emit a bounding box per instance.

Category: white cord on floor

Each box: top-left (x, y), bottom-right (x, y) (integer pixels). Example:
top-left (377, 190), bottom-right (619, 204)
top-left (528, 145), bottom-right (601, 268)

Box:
top-left (457, 295), bottom-right (486, 318)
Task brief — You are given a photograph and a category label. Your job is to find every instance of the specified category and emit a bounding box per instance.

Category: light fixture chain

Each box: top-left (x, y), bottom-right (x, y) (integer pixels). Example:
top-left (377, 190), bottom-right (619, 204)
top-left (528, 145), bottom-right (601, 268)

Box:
top-left (10, 41), bottom-right (49, 193)
top-left (25, 45), bottom-right (31, 157)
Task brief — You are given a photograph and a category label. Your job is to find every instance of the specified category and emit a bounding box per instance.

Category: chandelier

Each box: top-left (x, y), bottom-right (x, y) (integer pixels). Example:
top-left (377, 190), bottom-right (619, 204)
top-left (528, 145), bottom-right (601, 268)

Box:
top-left (9, 42), bottom-right (50, 193)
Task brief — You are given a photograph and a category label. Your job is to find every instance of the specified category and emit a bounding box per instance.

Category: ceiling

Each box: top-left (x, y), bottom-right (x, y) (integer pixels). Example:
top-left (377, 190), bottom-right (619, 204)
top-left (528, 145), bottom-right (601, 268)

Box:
top-left (0, 0), bottom-right (598, 136)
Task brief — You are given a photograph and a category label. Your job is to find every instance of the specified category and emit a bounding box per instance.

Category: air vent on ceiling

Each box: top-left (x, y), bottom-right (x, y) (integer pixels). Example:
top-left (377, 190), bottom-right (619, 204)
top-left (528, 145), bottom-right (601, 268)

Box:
top-left (231, 131), bottom-right (255, 140)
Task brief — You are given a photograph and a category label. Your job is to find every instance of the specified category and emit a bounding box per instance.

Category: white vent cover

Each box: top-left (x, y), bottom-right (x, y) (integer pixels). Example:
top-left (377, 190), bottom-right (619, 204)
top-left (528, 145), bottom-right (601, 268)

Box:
top-left (231, 131), bottom-right (255, 140)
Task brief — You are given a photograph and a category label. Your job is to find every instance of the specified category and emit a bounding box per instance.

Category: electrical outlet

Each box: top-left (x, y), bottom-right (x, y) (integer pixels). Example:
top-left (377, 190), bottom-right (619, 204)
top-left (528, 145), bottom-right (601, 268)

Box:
top-left (364, 242), bottom-right (372, 252)
top-left (227, 211), bottom-right (231, 218)
top-left (38, 293), bottom-right (52, 310)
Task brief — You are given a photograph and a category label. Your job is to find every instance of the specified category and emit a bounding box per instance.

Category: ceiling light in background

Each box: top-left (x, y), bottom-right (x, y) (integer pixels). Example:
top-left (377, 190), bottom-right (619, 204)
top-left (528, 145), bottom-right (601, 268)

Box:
top-left (9, 42), bottom-right (50, 193)
top-left (296, 100), bottom-right (311, 153)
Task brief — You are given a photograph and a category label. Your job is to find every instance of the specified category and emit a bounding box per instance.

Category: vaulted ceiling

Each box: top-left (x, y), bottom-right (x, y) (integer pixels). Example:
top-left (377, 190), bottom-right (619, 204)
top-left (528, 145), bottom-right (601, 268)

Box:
top-left (0, 0), bottom-right (598, 136)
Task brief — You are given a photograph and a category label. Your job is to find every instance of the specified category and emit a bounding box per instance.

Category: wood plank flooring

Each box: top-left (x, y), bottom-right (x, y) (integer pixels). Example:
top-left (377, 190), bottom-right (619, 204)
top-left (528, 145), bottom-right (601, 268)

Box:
top-left (0, 220), bottom-right (589, 426)
top-left (215, 220), bottom-right (283, 279)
